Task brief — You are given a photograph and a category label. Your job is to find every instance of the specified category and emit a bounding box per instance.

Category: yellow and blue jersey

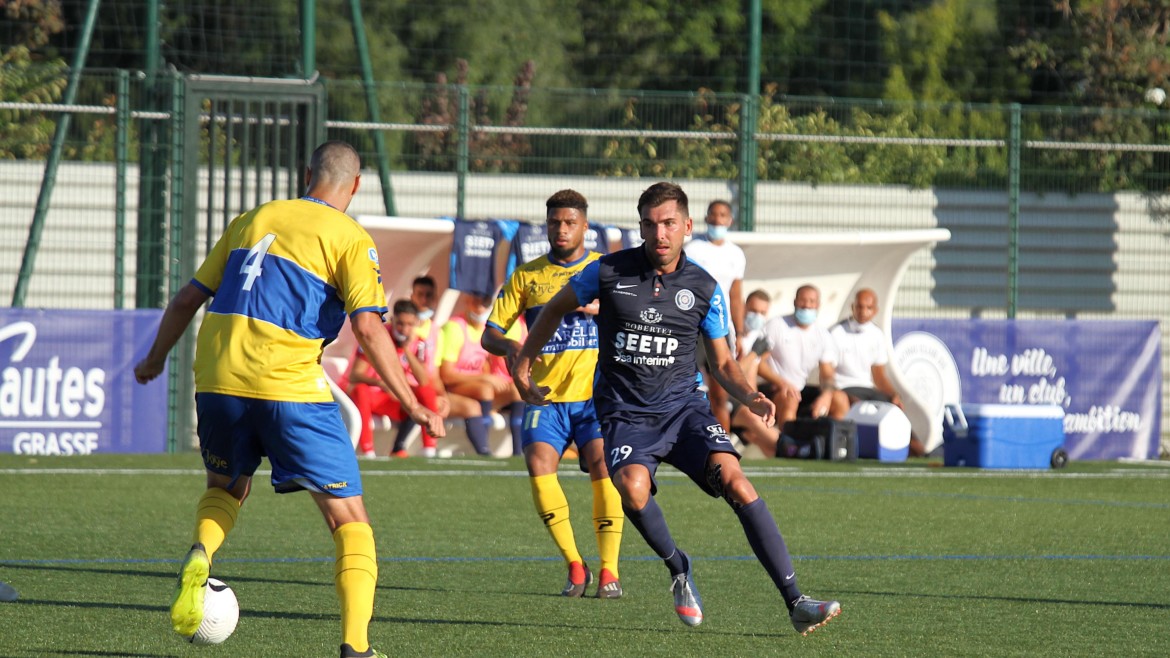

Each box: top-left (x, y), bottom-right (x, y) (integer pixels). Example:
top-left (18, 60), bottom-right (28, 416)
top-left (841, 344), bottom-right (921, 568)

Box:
top-left (487, 251), bottom-right (600, 403)
top-left (191, 198), bottom-right (386, 402)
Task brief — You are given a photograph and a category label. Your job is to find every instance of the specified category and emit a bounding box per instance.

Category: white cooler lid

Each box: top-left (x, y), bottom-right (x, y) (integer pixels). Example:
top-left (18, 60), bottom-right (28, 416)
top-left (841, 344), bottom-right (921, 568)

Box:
top-left (961, 404), bottom-right (1065, 419)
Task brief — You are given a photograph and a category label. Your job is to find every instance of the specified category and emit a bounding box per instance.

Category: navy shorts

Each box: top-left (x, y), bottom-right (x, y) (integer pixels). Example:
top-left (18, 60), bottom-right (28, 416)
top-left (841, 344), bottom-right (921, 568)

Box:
top-left (195, 392), bottom-right (363, 497)
top-left (600, 392), bottom-right (739, 496)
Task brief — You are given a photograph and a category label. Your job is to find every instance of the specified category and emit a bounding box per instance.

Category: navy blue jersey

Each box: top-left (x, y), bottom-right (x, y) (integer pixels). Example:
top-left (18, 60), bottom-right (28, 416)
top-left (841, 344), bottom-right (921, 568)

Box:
top-left (584, 223), bottom-right (611, 255)
top-left (569, 247), bottom-right (729, 417)
top-left (450, 219), bottom-right (503, 297)
top-left (509, 222), bottom-right (549, 270)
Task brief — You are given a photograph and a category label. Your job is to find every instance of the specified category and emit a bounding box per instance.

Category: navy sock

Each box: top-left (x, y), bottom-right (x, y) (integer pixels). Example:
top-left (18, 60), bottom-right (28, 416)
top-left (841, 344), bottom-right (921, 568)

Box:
top-left (508, 402), bottom-right (526, 456)
top-left (736, 498), bottom-right (802, 609)
top-left (464, 417), bottom-right (489, 454)
top-left (392, 419), bottom-right (417, 453)
top-left (624, 496), bottom-right (687, 575)
top-left (464, 400), bottom-right (494, 456)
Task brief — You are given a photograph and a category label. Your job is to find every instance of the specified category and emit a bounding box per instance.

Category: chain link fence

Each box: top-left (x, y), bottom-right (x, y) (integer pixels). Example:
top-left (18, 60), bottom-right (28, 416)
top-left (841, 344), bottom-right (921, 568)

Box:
top-left (2, 70), bottom-right (1167, 453)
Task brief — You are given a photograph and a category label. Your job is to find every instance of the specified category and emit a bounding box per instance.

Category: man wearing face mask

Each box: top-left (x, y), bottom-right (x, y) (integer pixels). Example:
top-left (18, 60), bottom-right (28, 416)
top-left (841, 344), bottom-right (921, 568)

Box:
top-left (409, 276), bottom-right (441, 374)
top-left (728, 290), bottom-right (785, 456)
top-left (388, 276), bottom-right (448, 453)
top-left (343, 300), bottom-right (449, 458)
top-left (683, 200), bottom-right (746, 434)
top-left (738, 289), bottom-right (772, 358)
top-left (758, 284), bottom-right (850, 426)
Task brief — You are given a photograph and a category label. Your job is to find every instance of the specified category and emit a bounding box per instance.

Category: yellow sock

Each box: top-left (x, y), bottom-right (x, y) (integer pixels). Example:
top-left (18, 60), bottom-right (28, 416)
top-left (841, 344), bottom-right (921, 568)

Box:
top-left (592, 477), bottom-right (624, 577)
top-left (530, 474), bottom-right (582, 566)
top-left (193, 487), bottom-right (239, 560)
top-left (334, 522), bottom-right (377, 654)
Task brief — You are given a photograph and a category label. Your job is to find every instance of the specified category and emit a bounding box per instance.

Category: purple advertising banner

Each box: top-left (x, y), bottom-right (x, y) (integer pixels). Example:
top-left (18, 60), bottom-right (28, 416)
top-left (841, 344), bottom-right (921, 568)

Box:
top-left (0, 309), bottom-right (168, 455)
top-left (892, 319), bottom-right (1162, 460)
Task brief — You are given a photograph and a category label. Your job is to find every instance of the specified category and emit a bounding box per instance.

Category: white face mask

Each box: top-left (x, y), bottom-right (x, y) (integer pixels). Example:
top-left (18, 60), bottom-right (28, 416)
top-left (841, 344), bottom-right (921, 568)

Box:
top-left (744, 311), bottom-right (765, 332)
top-left (794, 308), bottom-right (818, 326)
top-left (468, 309), bottom-right (491, 325)
top-left (391, 329), bottom-right (409, 345)
top-left (707, 224), bottom-right (729, 241)
top-left (417, 308), bottom-right (434, 322)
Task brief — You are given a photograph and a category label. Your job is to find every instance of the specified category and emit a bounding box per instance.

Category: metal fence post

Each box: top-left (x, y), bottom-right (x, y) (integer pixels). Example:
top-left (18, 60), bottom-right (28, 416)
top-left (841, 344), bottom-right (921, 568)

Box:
top-left (456, 84), bottom-right (470, 218)
top-left (1007, 103), bottom-right (1021, 318)
top-left (166, 72), bottom-right (187, 453)
top-left (349, 0), bottom-right (397, 216)
top-left (114, 70), bottom-right (129, 309)
top-left (740, 0), bottom-right (762, 231)
top-left (12, 0), bottom-right (102, 307)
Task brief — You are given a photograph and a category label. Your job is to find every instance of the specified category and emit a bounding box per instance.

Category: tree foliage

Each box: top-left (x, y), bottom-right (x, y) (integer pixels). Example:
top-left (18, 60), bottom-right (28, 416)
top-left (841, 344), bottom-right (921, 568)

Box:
top-left (414, 59), bottom-right (536, 172)
top-left (1005, 1), bottom-right (1170, 193)
top-left (0, 0), bottom-right (67, 159)
top-left (3, 0), bottom-right (1169, 194)
top-left (393, 0), bottom-right (579, 89)
top-left (597, 84), bottom-right (1013, 189)
top-left (1008, 0), bottom-right (1170, 108)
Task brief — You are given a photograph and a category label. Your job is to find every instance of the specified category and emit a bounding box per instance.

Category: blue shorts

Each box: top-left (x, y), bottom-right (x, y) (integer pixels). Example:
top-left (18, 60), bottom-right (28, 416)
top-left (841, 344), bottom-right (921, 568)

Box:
top-left (600, 392), bottom-right (739, 496)
top-left (522, 400), bottom-right (603, 454)
top-left (195, 392), bottom-right (363, 497)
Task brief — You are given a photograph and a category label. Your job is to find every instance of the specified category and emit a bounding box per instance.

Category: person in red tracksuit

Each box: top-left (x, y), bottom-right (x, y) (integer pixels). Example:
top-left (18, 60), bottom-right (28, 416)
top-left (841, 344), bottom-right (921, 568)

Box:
top-left (343, 299), bottom-right (449, 458)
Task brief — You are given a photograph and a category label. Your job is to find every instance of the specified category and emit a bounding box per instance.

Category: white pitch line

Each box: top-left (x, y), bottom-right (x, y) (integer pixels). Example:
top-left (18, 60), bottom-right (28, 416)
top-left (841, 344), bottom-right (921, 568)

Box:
top-left (1, 466), bottom-right (1170, 479)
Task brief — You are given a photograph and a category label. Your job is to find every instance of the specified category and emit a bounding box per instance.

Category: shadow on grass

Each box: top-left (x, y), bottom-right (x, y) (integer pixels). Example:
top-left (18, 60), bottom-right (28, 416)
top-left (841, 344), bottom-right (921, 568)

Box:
top-left (1, 561), bottom-right (583, 596)
top-left (2, 562), bottom-right (339, 591)
top-left (25, 646), bottom-right (176, 650)
top-left (9, 596), bottom-right (791, 640)
top-left (837, 587), bottom-right (1170, 610)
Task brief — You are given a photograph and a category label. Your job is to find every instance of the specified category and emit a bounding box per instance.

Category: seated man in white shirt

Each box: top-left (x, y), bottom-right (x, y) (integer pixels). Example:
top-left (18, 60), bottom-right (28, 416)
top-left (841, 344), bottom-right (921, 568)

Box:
top-left (830, 289), bottom-right (924, 455)
top-left (729, 290), bottom-right (783, 456)
top-left (829, 288), bottom-right (901, 407)
top-left (758, 284), bottom-right (849, 426)
top-left (737, 289), bottom-right (771, 359)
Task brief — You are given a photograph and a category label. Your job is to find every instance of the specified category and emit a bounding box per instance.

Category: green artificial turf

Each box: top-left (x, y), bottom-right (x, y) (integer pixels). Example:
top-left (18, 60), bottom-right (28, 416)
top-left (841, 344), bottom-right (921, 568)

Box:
top-left (1, 454), bottom-right (1167, 657)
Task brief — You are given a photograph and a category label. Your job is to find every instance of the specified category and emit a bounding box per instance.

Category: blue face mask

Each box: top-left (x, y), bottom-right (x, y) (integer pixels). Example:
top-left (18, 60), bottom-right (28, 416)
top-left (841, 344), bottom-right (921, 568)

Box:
top-left (707, 225), bottom-right (729, 241)
top-left (744, 312), bottom-right (765, 332)
top-left (794, 308), bottom-right (817, 326)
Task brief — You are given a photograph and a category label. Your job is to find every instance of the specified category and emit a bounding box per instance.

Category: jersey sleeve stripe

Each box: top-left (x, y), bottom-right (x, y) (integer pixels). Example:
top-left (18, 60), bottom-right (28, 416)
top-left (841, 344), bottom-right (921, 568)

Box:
top-left (190, 278), bottom-right (215, 296)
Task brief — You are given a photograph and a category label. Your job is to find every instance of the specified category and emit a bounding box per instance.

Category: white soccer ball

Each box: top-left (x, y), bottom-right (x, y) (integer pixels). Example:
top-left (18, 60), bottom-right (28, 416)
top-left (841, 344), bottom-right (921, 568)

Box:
top-left (1145, 87), bottom-right (1166, 105)
top-left (186, 578), bottom-right (239, 645)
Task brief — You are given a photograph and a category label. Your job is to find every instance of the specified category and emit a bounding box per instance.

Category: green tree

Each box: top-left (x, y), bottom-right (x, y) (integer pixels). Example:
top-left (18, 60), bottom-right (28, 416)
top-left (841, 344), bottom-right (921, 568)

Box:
top-left (596, 84), bottom-right (1010, 188)
top-left (879, 0), bottom-right (1005, 103)
top-left (0, 0), bottom-right (67, 159)
top-left (1008, 0), bottom-right (1170, 108)
top-left (394, 0), bottom-right (580, 89)
top-left (316, 0), bottom-right (409, 81)
top-left (574, 0), bottom-right (824, 93)
top-left (757, 0), bottom-right (826, 94)
top-left (574, 0), bottom-right (745, 91)
top-left (1007, 1), bottom-right (1170, 193)
top-left (412, 58), bottom-right (536, 173)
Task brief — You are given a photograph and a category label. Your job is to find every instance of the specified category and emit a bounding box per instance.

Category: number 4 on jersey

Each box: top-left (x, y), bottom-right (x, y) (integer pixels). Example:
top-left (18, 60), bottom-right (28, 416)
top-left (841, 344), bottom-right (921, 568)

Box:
top-left (240, 233), bottom-right (277, 291)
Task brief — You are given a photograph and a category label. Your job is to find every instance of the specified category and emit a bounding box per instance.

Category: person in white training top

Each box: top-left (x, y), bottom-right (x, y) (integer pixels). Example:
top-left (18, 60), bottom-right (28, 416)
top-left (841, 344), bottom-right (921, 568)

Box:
top-left (829, 288), bottom-right (901, 407)
top-left (685, 200), bottom-right (746, 433)
top-left (830, 289), bottom-right (924, 456)
top-left (758, 284), bottom-right (849, 426)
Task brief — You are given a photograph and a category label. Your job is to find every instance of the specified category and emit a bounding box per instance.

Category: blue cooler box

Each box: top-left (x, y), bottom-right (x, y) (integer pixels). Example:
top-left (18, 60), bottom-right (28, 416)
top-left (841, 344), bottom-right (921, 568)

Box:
top-left (942, 404), bottom-right (1067, 469)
